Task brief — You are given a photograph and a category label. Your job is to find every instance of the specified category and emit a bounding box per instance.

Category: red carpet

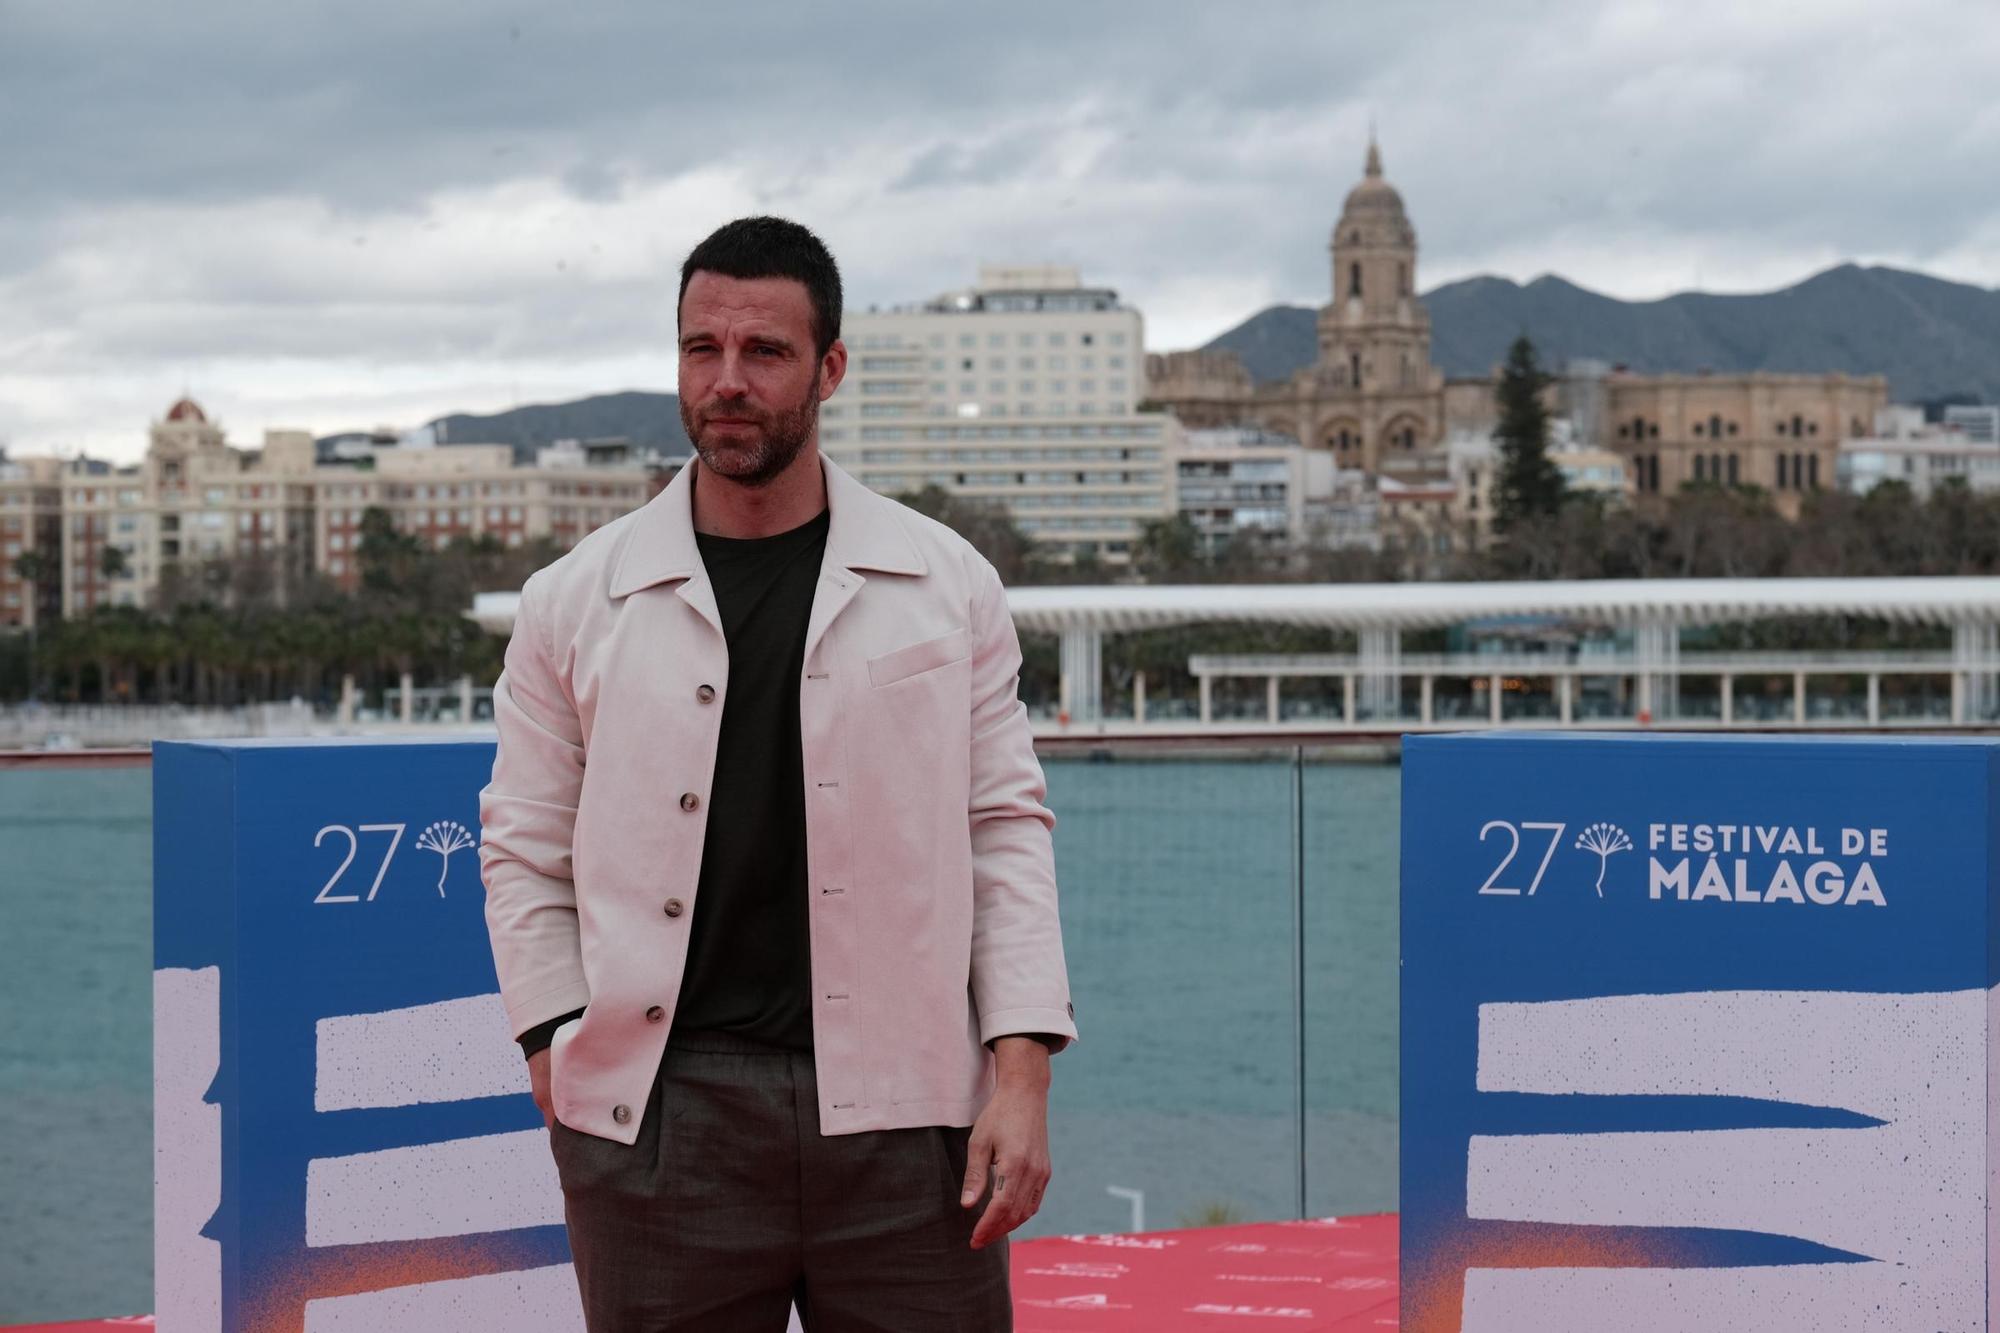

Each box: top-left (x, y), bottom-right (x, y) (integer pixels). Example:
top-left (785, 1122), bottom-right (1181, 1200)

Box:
top-left (6, 1215), bottom-right (1399, 1332)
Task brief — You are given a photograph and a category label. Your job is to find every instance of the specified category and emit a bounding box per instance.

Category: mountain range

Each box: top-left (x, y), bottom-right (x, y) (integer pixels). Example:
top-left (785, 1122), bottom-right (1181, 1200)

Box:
top-left (1202, 263), bottom-right (2000, 407)
top-left (324, 264), bottom-right (1997, 456)
top-left (320, 390), bottom-right (691, 464)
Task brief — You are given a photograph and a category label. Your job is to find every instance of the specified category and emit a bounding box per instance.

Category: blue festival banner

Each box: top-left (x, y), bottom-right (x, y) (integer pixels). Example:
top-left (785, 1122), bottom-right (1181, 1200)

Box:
top-left (1401, 733), bottom-right (1998, 1332)
top-left (152, 738), bottom-right (578, 1333)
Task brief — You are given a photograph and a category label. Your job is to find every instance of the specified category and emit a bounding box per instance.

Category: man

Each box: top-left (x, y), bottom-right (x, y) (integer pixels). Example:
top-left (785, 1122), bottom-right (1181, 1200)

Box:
top-left (479, 215), bottom-right (1075, 1331)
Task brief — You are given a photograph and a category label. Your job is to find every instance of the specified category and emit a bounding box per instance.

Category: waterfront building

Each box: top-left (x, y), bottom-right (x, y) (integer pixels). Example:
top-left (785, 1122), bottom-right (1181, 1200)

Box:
top-left (1839, 405), bottom-right (2000, 498)
top-left (56, 399), bottom-right (319, 617)
top-left (6, 398), bottom-right (661, 619)
top-left (1303, 469), bottom-right (1386, 553)
top-left (1173, 428), bottom-right (1328, 555)
top-left (0, 453), bottom-right (66, 628)
top-left (1943, 404), bottom-right (2000, 447)
top-left (312, 439), bottom-right (656, 592)
top-left (829, 265), bottom-right (1179, 561)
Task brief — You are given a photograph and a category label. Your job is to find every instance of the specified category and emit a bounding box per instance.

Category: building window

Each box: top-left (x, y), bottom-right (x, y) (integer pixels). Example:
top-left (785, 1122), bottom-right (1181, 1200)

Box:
top-left (1694, 455), bottom-right (1706, 481)
top-left (1350, 353), bottom-right (1362, 387)
top-left (1694, 422), bottom-right (1704, 437)
top-left (1727, 454), bottom-right (1739, 485)
top-left (1807, 454), bottom-right (1820, 488)
top-left (1777, 454), bottom-right (1789, 488)
top-left (1349, 262), bottom-right (1362, 298)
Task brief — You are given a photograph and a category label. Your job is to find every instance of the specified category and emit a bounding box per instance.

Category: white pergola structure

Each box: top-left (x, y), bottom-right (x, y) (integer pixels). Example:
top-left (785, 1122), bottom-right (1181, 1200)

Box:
top-left (469, 578), bottom-right (2000, 728)
top-left (1002, 578), bottom-right (2000, 726)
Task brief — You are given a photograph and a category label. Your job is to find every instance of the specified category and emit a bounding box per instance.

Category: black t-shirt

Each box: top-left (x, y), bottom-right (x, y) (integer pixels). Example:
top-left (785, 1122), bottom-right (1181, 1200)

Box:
top-left (670, 508), bottom-right (830, 1050)
top-left (518, 508), bottom-right (827, 1059)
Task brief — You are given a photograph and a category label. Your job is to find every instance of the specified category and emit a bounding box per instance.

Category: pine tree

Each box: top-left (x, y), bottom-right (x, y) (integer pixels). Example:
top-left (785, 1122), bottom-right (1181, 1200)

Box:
top-left (1493, 335), bottom-right (1566, 532)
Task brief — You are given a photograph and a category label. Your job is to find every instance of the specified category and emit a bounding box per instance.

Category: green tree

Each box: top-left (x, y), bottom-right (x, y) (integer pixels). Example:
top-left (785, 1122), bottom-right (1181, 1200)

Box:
top-left (356, 506), bottom-right (428, 601)
top-left (893, 485), bottom-right (1035, 584)
top-left (98, 544), bottom-right (131, 581)
top-left (1492, 335), bottom-right (1566, 532)
top-left (11, 547), bottom-right (54, 585)
top-left (1132, 513), bottom-right (1203, 583)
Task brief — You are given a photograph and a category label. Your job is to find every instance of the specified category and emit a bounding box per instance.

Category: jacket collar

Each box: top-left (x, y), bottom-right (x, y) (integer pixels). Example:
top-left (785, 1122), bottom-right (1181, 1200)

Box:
top-left (608, 450), bottom-right (926, 599)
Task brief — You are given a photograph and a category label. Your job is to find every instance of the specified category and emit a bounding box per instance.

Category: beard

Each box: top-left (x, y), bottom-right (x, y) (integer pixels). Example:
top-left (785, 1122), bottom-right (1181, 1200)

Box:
top-left (680, 372), bottom-right (821, 489)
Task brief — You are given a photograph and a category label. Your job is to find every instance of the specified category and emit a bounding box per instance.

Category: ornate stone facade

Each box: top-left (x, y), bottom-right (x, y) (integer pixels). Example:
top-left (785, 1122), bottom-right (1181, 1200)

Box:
top-left (1148, 139), bottom-right (1446, 476)
top-left (1147, 141), bottom-right (1891, 521)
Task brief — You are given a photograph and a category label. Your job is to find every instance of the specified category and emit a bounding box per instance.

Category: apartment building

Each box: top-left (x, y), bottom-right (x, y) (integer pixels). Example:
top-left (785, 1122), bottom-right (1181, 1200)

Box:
top-left (1173, 428), bottom-right (1330, 555)
top-left (827, 265), bottom-right (1179, 561)
top-left (9, 398), bottom-right (660, 620)
top-left (1839, 405), bottom-right (2000, 499)
top-left (0, 454), bottom-right (66, 628)
top-left (313, 442), bottom-right (656, 591)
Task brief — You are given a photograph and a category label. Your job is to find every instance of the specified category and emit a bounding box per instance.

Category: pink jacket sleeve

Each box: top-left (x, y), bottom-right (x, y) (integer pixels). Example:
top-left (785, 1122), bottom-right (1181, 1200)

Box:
top-left (965, 559), bottom-right (1078, 1052)
top-left (479, 572), bottom-right (594, 1038)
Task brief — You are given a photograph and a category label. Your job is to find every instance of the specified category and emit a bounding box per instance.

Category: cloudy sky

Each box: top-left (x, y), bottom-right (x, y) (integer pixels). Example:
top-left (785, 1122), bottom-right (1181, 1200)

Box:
top-left (5, 0), bottom-right (1996, 463)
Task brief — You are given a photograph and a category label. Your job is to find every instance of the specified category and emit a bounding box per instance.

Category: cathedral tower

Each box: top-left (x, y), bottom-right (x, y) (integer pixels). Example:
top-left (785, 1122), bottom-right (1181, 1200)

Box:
top-left (1312, 138), bottom-right (1440, 469)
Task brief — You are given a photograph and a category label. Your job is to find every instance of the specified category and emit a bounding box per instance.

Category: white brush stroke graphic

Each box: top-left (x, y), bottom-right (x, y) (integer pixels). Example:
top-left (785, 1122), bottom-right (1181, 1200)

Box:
top-left (303, 1263), bottom-right (586, 1333)
top-left (153, 967), bottom-right (222, 1333)
top-left (305, 1130), bottom-right (563, 1247)
top-left (314, 993), bottom-right (530, 1112)
top-left (1462, 987), bottom-right (1989, 1331)
top-left (1463, 1263), bottom-right (1962, 1333)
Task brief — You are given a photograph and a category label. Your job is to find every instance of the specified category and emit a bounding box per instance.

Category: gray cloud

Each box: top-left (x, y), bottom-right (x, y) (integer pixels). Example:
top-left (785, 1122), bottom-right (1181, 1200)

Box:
top-left (2, 0), bottom-right (1996, 457)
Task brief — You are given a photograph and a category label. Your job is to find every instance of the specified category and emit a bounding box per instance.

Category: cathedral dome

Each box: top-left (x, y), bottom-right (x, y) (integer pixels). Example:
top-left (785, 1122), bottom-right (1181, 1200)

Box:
top-left (1340, 139), bottom-right (1406, 218)
top-left (165, 397), bottom-right (208, 424)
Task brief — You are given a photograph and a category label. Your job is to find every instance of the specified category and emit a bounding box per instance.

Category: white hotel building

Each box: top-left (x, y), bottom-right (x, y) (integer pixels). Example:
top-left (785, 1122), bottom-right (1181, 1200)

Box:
top-left (824, 266), bottom-right (1182, 562)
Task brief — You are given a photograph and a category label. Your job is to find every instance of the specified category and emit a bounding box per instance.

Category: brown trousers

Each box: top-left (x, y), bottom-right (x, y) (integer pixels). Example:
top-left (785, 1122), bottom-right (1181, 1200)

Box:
top-left (550, 1030), bottom-right (1012, 1332)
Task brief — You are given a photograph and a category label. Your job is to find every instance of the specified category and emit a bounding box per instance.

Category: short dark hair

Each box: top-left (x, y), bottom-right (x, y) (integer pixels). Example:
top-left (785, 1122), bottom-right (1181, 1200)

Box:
top-left (677, 216), bottom-right (843, 359)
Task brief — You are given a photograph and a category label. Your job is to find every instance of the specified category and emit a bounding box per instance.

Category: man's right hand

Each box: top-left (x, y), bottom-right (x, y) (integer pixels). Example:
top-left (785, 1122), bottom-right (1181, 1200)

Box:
top-left (528, 1048), bottom-right (554, 1129)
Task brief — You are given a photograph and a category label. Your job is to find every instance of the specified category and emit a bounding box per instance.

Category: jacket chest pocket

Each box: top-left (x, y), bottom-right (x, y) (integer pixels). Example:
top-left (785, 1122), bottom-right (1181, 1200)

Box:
top-left (866, 627), bottom-right (970, 688)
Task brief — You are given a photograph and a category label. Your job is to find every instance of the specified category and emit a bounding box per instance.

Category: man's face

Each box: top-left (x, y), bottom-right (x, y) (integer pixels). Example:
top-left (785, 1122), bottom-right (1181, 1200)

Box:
top-left (677, 271), bottom-right (844, 488)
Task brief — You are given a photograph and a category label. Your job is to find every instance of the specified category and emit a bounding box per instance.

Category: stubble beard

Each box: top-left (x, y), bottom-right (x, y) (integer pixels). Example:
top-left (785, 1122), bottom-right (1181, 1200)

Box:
top-left (681, 372), bottom-right (821, 490)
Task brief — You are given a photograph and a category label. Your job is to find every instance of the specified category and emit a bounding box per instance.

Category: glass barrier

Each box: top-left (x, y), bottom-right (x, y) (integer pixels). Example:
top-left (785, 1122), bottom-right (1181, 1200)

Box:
top-left (1300, 750), bottom-right (1400, 1219)
top-left (1029, 746), bottom-right (1304, 1237)
top-left (0, 757), bottom-right (155, 1324)
top-left (0, 742), bottom-right (1402, 1318)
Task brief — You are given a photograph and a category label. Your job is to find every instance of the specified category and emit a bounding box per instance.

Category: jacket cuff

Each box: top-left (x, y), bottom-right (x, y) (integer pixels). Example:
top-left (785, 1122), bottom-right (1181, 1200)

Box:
top-left (506, 977), bottom-right (593, 1040)
top-left (517, 1007), bottom-right (586, 1059)
top-left (980, 1004), bottom-right (1078, 1053)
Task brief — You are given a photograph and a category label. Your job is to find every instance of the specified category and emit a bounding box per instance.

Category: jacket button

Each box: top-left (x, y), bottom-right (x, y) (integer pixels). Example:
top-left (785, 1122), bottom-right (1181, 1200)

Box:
top-left (645, 1005), bottom-right (665, 1023)
top-left (679, 792), bottom-right (700, 812)
top-left (612, 1104), bottom-right (631, 1125)
top-left (695, 683), bottom-right (716, 703)
top-left (663, 898), bottom-right (685, 918)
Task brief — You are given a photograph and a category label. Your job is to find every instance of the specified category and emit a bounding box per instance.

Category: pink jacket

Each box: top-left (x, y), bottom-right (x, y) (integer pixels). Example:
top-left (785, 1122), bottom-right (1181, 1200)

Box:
top-left (478, 454), bottom-right (1076, 1142)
